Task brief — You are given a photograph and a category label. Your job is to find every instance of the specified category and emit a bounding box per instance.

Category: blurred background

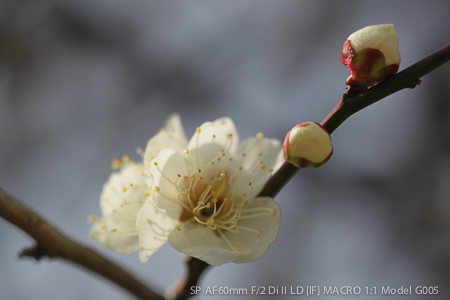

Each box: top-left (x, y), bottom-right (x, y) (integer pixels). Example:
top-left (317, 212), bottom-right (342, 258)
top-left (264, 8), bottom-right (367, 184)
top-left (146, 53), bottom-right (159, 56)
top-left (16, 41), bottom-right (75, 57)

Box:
top-left (1, 0), bottom-right (450, 299)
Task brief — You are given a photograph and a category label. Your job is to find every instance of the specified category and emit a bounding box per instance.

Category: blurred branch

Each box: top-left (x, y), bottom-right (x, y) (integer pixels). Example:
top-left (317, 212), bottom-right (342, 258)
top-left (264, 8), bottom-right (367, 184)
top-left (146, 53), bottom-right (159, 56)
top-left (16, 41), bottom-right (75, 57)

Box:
top-left (0, 188), bottom-right (164, 300)
top-left (170, 256), bottom-right (210, 300)
top-left (259, 42), bottom-right (450, 198)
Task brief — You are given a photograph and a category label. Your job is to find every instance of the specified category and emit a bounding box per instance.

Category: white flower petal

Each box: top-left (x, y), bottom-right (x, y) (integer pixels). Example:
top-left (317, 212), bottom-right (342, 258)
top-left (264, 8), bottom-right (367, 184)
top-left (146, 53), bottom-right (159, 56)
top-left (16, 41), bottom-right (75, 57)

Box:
top-left (164, 113), bottom-right (188, 146)
top-left (231, 197), bottom-right (281, 263)
top-left (90, 217), bottom-right (139, 254)
top-left (168, 224), bottom-right (251, 266)
top-left (187, 117), bottom-right (239, 170)
top-left (91, 162), bottom-right (147, 254)
top-left (144, 114), bottom-right (188, 182)
top-left (136, 199), bottom-right (175, 262)
top-left (150, 149), bottom-right (185, 219)
top-left (377, 33), bottom-right (400, 66)
top-left (348, 24), bottom-right (394, 52)
top-left (100, 162), bottom-right (147, 215)
top-left (229, 137), bottom-right (284, 198)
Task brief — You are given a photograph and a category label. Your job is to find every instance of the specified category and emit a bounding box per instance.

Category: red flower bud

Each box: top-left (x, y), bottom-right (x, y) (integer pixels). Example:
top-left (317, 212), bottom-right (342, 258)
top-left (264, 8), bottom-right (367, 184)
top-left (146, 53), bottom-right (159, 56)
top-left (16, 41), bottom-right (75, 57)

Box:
top-left (342, 24), bottom-right (400, 89)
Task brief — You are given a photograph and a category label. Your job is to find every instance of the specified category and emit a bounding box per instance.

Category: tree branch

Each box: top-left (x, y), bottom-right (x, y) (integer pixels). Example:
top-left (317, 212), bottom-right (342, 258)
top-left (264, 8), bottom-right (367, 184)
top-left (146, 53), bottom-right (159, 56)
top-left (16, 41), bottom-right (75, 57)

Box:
top-left (0, 188), bottom-right (164, 300)
top-left (259, 42), bottom-right (450, 199)
top-left (169, 256), bottom-right (210, 300)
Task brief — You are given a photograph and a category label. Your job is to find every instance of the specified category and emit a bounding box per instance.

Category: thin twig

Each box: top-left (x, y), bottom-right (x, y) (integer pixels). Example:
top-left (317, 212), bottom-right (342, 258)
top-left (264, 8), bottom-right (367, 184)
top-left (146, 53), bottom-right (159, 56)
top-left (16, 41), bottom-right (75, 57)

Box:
top-left (0, 188), bottom-right (164, 300)
top-left (259, 42), bottom-right (450, 199)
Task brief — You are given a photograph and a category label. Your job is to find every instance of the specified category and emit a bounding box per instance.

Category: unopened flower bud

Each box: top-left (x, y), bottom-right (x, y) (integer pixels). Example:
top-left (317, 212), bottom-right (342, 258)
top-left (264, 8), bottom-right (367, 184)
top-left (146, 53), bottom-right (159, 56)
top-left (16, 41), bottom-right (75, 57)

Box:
top-left (341, 24), bottom-right (400, 90)
top-left (283, 122), bottom-right (333, 168)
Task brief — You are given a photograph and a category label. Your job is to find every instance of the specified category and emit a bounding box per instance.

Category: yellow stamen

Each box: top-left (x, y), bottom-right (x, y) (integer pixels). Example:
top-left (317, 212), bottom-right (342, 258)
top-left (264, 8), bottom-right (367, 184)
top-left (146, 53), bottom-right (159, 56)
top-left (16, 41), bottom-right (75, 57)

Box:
top-left (111, 158), bottom-right (121, 170)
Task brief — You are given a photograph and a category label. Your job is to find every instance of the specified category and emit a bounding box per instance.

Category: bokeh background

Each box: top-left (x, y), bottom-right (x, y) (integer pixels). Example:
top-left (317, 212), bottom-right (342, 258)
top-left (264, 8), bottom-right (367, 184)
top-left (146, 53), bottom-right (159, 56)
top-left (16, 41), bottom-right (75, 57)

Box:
top-left (1, 1), bottom-right (450, 299)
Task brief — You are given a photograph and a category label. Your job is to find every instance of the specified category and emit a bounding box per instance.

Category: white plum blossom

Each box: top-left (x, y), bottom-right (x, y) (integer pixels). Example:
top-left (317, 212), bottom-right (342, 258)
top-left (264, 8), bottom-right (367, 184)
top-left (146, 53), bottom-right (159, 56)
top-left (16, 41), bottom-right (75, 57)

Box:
top-left (137, 115), bottom-right (284, 266)
top-left (90, 159), bottom-right (148, 254)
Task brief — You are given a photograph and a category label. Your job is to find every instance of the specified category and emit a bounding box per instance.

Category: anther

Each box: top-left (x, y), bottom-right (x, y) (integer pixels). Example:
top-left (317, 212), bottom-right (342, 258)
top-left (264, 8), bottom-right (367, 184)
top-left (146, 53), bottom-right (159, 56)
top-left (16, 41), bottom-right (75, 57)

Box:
top-left (257, 132), bottom-right (263, 139)
top-left (88, 216), bottom-right (96, 223)
top-left (122, 155), bottom-right (130, 164)
top-left (260, 164), bottom-right (266, 170)
top-left (136, 147), bottom-right (144, 156)
top-left (237, 248), bottom-right (243, 251)
top-left (206, 203), bottom-right (211, 208)
top-left (155, 186), bottom-right (160, 192)
top-left (231, 221), bottom-right (237, 225)
top-left (256, 233), bottom-right (260, 237)
top-left (206, 219), bottom-right (215, 226)
top-left (122, 187), bottom-right (127, 192)
top-left (272, 210), bottom-right (277, 217)
top-left (175, 226), bottom-right (181, 231)
top-left (111, 158), bottom-right (121, 170)
top-left (144, 192), bottom-right (150, 196)
top-left (196, 127), bottom-right (201, 133)
top-left (154, 162), bottom-right (158, 166)
top-left (111, 229), bottom-right (118, 233)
